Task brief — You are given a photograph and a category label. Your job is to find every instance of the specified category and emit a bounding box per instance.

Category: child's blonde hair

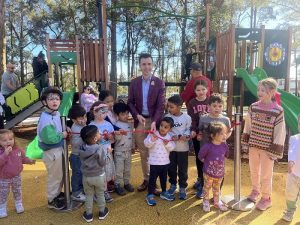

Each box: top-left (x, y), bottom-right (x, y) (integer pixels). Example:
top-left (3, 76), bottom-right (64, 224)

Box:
top-left (258, 78), bottom-right (278, 101)
top-left (0, 129), bottom-right (15, 147)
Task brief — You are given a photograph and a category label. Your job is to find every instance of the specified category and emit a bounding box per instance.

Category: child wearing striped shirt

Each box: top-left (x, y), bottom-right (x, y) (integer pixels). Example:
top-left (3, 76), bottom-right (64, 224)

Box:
top-left (241, 78), bottom-right (286, 211)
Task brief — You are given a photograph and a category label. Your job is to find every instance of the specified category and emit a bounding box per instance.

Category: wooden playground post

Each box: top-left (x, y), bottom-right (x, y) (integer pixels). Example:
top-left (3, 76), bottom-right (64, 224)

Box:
top-left (46, 34), bottom-right (53, 84)
top-left (75, 35), bottom-right (82, 92)
top-left (102, 0), bottom-right (109, 90)
top-left (204, 3), bottom-right (210, 73)
top-left (227, 24), bottom-right (236, 120)
top-left (259, 25), bottom-right (265, 68)
top-left (239, 41), bottom-right (247, 116)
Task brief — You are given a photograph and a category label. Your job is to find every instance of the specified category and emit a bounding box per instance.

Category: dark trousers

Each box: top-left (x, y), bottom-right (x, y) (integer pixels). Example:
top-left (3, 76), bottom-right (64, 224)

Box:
top-left (148, 164), bottom-right (169, 195)
top-left (193, 138), bottom-right (204, 187)
top-left (168, 151), bottom-right (188, 188)
top-left (69, 154), bottom-right (83, 196)
top-left (0, 115), bottom-right (4, 129)
top-left (3, 95), bottom-right (13, 121)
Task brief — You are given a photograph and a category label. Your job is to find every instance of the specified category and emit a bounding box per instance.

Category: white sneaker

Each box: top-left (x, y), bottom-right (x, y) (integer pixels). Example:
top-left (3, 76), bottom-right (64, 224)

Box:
top-left (0, 207), bottom-right (7, 218)
top-left (15, 203), bottom-right (24, 214)
top-left (203, 200), bottom-right (210, 212)
top-left (71, 192), bottom-right (86, 202)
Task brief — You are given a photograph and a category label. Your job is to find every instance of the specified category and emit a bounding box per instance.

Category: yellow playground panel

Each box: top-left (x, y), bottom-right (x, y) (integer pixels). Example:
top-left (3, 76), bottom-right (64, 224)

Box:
top-left (6, 83), bottom-right (39, 114)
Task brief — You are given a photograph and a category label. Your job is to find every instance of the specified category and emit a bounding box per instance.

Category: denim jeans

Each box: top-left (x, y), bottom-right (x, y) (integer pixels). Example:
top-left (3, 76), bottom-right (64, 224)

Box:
top-left (69, 154), bottom-right (83, 196)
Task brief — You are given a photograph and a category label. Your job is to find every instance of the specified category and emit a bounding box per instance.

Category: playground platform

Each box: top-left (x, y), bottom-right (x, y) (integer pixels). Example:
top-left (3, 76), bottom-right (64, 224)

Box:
top-left (1, 137), bottom-right (298, 225)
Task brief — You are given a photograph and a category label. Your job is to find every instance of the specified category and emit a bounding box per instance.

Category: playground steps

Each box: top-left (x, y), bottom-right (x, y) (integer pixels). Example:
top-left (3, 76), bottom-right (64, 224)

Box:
top-left (4, 101), bottom-right (44, 130)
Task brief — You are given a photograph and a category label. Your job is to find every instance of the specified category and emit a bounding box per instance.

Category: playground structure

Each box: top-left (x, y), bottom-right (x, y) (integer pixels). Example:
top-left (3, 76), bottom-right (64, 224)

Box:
top-left (212, 24), bottom-right (297, 134)
top-left (4, 34), bottom-right (108, 129)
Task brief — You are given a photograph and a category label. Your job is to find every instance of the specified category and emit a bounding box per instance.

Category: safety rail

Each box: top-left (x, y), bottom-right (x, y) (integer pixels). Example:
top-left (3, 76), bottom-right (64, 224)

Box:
top-left (5, 72), bottom-right (48, 116)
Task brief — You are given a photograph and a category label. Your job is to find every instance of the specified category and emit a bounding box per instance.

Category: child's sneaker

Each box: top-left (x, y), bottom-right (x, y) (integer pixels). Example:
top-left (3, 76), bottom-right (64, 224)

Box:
top-left (104, 191), bottom-right (113, 203)
top-left (124, 183), bottom-right (134, 192)
top-left (214, 201), bottom-right (228, 212)
top-left (115, 184), bottom-right (126, 196)
top-left (71, 192), bottom-right (86, 202)
top-left (107, 181), bottom-right (115, 193)
top-left (15, 202), bottom-right (24, 214)
top-left (179, 188), bottom-right (187, 200)
top-left (145, 194), bottom-right (156, 206)
top-left (196, 187), bottom-right (204, 199)
top-left (256, 197), bottom-right (272, 211)
top-left (193, 179), bottom-right (201, 190)
top-left (247, 190), bottom-right (260, 203)
top-left (0, 206), bottom-right (7, 218)
top-left (48, 198), bottom-right (65, 210)
top-left (82, 211), bottom-right (93, 223)
top-left (99, 207), bottom-right (109, 220)
top-left (203, 200), bottom-right (210, 212)
top-left (160, 191), bottom-right (175, 201)
top-left (282, 210), bottom-right (294, 222)
top-left (168, 184), bottom-right (177, 195)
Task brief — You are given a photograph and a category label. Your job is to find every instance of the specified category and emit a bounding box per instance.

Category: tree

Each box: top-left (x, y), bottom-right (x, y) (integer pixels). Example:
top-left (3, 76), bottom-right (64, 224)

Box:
top-left (108, 0), bottom-right (119, 98)
top-left (0, 0), bottom-right (5, 76)
top-left (6, 0), bottom-right (39, 85)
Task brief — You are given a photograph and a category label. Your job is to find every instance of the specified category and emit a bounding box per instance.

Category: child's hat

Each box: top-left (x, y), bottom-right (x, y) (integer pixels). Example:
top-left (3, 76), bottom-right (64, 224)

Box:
top-left (190, 63), bottom-right (202, 71)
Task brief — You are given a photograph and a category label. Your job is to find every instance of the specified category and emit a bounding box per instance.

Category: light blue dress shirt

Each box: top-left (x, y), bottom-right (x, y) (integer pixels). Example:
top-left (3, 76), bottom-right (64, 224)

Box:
top-left (141, 75), bottom-right (152, 116)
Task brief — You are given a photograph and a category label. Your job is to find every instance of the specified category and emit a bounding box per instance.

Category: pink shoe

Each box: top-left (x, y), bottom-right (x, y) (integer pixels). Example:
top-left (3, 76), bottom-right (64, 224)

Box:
top-left (256, 197), bottom-right (272, 211)
top-left (214, 201), bottom-right (228, 212)
top-left (247, 190), bottom-right (260, 203)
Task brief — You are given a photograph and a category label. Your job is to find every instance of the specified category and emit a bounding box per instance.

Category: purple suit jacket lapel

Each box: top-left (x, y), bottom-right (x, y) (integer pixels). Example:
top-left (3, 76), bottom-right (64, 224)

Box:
top-left (147, 76), bottom-right (154, 102)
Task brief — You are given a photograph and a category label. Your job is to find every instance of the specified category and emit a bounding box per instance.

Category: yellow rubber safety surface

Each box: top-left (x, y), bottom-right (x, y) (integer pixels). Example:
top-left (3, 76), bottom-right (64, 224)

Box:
top-left (2, 139), bottom-right (298, 225)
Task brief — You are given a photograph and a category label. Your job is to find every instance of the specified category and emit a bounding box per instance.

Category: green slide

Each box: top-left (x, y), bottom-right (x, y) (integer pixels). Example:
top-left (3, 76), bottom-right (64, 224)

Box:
top-left (236, 68), bottom-right (299, 135)
top-left (26, 91), bottom-right (74, 159)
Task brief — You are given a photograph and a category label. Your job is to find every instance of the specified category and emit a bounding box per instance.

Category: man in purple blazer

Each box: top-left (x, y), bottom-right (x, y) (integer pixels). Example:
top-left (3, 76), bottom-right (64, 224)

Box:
top-left (128, 53), bottom-right (165, 192)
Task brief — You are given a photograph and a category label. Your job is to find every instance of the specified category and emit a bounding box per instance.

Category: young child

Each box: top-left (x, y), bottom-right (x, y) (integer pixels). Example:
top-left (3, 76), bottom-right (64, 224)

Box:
top-left (0, 129), bottom-right (35, 218)
top-left (68, 105), bottom-right (87, 202)
top-left (113, 102), bottom-right (135, 195)
top-left (165, 95), bottom-right (192, 200)
top-left (99, 90), bottom-right (117, 126)
top-left (90, 101), bottom-right (115, 202)
top-left (0, 92), bottom-right (5, 129)
top-left (187, 79), bottom-right (209, 195)
top-left (79, 125), bottom-right (109, 222)
top-left (197, 93), bottom-right (232, 198)
top-left (144, 117), bottom-right (176, 206)
top-left (99, 90), bottom-right (118, 192)
top-left (241, 78), bottom-right (286, 211)
top-left (37, 87), bottom-right (68, 210)
top-left (282, 114), bottom-right (300, 222)
top-left (198, 122), bottom-right (229, 212)
top-left (80, 85), bottom-right (97, 113)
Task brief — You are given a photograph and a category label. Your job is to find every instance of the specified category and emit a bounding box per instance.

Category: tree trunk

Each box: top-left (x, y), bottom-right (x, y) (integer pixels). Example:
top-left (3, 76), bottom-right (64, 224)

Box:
top-left (161, 38), bottom-right (165, 80)
top-left (0, 0), bottom-right (5, 76)
top-left (181, 0), bottom-right (187, 82)
top-left (126, 27), bottom-right (131, 78)
top-left (110, 0), bottom-right (118, 98)
top-left (19, 15), bottom-right (24, 85)
top-left (130, 33), bottom-right (135, 78)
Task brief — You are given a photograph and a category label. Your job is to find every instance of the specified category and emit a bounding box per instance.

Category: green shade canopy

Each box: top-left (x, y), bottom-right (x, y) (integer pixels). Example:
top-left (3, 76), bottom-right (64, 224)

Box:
top-left (50, 52), bottom-right (77, 65)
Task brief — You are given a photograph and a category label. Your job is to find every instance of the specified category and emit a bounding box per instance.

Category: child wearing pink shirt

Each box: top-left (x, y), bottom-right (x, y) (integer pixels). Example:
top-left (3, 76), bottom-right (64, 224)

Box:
top-left (0, 129), bottom-right (35, 218)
